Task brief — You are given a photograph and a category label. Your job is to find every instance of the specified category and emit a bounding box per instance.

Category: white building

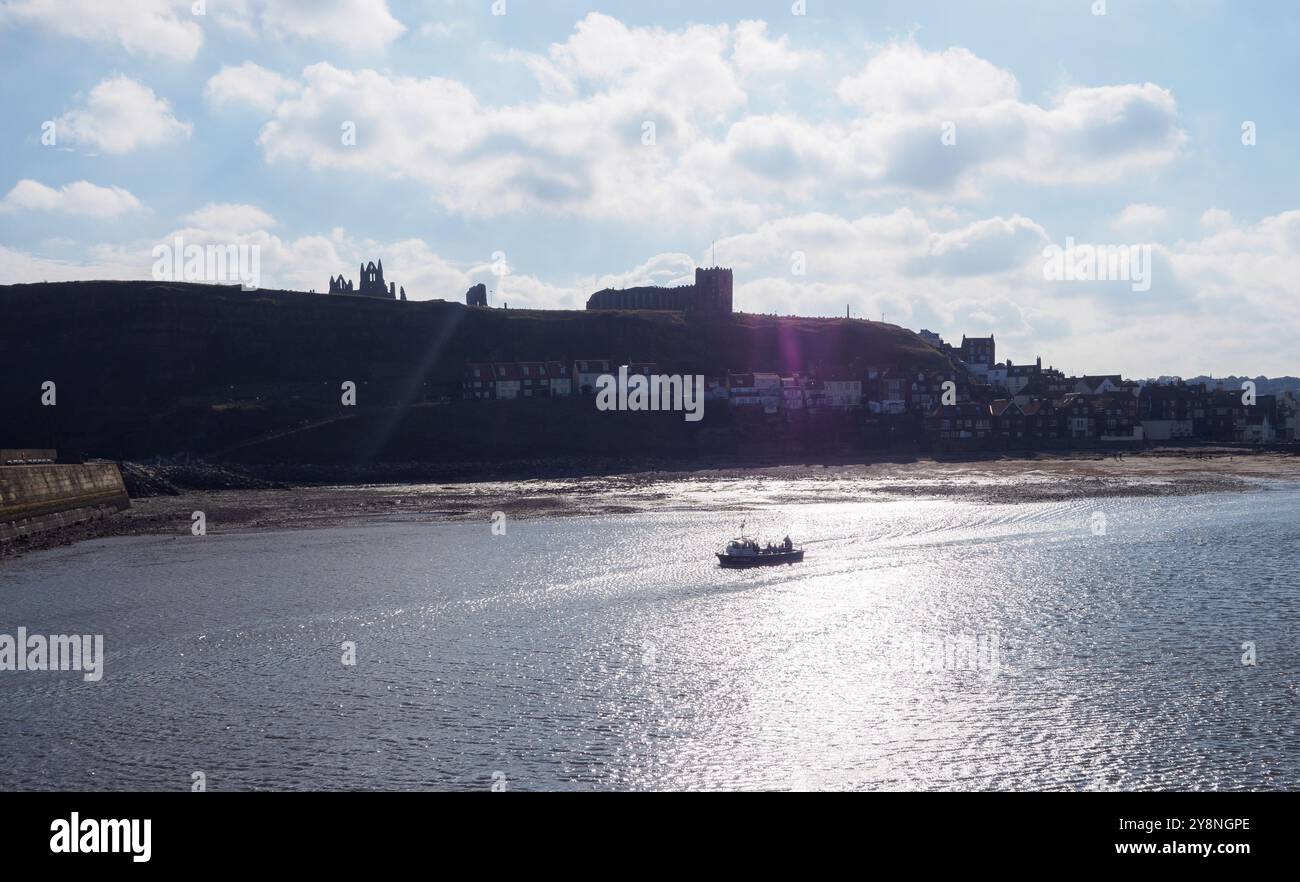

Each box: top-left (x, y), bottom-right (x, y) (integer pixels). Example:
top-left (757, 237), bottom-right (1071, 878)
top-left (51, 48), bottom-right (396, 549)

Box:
top-left (1242, 415), bottom-right (1276, 443)
top-left (781, 377), bottom-right (804, 412)
top-left (493, 363), bottom-right (522, 400)
top-left (753, 373), bottom-right (783, 411)
top-left (547, 361), bottom-right (572, 397)
top-left (728, 373), bottom-right (763, 407)
top-left (824, 379), bottom-right (863, 408)
top-left (573, 359), bottom-right (611, 395)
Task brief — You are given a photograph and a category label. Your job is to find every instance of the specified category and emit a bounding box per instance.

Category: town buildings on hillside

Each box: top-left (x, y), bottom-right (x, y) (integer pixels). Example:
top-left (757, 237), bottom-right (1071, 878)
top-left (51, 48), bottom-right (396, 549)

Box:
top-left (459, 327), bottom-right (1297, 447)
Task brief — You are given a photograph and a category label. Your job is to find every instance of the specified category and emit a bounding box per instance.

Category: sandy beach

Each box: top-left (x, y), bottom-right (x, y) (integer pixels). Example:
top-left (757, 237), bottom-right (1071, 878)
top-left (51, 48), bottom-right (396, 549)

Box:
top-left (4, 448), bottom-right (1297, 560)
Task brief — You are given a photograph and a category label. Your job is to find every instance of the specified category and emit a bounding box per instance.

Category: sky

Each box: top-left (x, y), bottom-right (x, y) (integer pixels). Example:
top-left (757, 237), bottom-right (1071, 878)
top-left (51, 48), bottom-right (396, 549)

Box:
top-left (1, 0), bottom-right (1298, 378)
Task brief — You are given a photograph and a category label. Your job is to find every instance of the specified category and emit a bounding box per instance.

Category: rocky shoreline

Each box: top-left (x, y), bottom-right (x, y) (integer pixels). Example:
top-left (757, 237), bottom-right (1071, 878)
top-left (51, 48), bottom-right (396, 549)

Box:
top-left (118, 445), bottom-right (1297, 494)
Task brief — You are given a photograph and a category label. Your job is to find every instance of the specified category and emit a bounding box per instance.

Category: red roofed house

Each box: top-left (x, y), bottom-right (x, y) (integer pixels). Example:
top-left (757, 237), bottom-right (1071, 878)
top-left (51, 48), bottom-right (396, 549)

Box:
top-left (464, 363), bottom-right (496, 400)
top-left (516, 362), bottom-right (548, 398)
top-left (492, 362), bottom-right (524, 400)
top-left (546, 362), bottom-right (572, 397)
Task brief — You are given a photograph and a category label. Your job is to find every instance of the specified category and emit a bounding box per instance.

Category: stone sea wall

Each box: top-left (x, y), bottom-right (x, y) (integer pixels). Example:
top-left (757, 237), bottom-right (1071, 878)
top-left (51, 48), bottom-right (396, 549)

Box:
top-left (0, 462), bottom-right (130, 543)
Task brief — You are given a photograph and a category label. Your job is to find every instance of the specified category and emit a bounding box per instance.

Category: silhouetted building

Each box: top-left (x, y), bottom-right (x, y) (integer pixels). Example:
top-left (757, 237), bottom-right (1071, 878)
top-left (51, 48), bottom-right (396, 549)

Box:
top-left (329, 259), bottom-right (402, 300)
top-left (586, 267), bottom-right (733, 313)
top-left (961, 335), bottom-right (995, 369)
top-left (466, 283), bottom-right (488, 307)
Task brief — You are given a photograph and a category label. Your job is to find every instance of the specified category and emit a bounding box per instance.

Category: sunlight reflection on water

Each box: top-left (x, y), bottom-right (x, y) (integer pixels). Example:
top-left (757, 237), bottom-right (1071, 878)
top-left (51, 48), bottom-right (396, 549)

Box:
top-left (1, 485), bottom-right (1296, 791)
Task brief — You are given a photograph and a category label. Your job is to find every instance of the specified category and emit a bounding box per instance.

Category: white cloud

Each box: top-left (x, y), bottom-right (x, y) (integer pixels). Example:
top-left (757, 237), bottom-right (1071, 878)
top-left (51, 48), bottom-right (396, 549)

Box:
top-left (418, 20), bottom-right (469, 41)
top-left (546, 12), bottom-right (741, 97)
top-left (56, 76), bottom-right (191, 154)
top-left (1170, 210), bottom-right (1300, 311)
top-left (732, 19), bottom-right (818, 78)
top-left (0, 0), bottom-right (202, 61)
top-left (923, 215), bottom-right (1050, 276)
top-left (182, 203), bottom-right (276, 233)
top-left (1111, 203), bottom-right (1167, 232)
top-left (0, 243), bottom-right (147, 283)
top-left (0, 0), bottom-right (407, 57)
top-left (205, 62), bottom-right (302, 112)
top-left (0, 180), bottom-right (142, 218)
top-left (213, 0), bottom-right (405, 50)
top-left (254, 54), bottom-right (754, 224)
top-left (837, 41), bottom-right (1020, 113)
top-left (591, 252), bottom-right (698, 291)
top-left (246, 15), bottom-right (781, 224)
top-left (683, 77), bottom-right (1184, 207)
top-left (706, 208), bottom-right (1042, 293)
top-left (497, 48), bottom-right (575, 99)
top-left (241, 23), bottom-right (1185, 225)
top-left (259, 0), bottom-right (404, 50)
top-left (1199, 208), bottom-right (1233, 231)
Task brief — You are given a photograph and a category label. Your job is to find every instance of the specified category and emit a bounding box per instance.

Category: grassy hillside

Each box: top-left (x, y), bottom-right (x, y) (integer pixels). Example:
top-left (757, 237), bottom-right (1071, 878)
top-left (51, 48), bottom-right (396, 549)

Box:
top-left (0, 280), bottom-right (954, 460)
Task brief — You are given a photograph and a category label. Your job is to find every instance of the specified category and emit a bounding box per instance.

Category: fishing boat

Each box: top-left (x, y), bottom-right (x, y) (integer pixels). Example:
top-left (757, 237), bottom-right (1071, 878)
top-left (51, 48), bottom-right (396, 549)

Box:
top-left (716, 527), bottom-right (804, 568)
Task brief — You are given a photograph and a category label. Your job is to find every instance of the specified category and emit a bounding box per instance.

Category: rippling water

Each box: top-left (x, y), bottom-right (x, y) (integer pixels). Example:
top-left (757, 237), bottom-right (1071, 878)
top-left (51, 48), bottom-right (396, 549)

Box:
top-left (1, 481), bottom-right (1297, 791)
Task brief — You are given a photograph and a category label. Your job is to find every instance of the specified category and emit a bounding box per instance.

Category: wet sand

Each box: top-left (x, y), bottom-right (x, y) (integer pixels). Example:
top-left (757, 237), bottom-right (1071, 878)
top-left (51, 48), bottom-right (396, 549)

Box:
top-left (3, 449), bottom-right (1297, 560)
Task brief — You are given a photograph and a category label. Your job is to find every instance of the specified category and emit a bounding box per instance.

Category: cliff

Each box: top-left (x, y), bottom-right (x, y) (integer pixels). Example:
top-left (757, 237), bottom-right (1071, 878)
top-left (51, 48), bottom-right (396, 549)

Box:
top-left (0, 280), bottom-right (955, 462)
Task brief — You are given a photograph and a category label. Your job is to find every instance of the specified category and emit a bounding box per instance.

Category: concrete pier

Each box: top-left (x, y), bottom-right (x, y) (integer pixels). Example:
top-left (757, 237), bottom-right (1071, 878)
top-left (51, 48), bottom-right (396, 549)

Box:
top-left (0, 461), bottom-right (130, 543)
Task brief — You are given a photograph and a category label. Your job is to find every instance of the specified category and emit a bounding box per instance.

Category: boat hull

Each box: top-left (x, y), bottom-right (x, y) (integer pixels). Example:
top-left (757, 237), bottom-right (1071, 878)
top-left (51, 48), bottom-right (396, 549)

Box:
top-left (716, 549), bottom-right (805, 568)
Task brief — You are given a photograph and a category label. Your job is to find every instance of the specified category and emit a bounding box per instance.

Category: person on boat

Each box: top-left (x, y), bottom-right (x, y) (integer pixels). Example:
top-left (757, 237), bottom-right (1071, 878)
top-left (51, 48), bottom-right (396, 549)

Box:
top-left (783, 536), bottom-right (792, 551)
